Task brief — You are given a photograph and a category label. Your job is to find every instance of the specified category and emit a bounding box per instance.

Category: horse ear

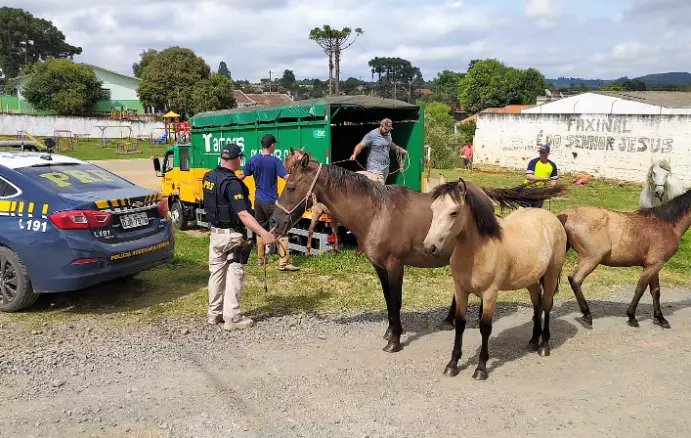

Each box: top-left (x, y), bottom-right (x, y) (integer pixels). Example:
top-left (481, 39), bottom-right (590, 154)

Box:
top-left (457, 178), bottom-right (467, 195)
top-left (299, 146), bottom-right (305, 152)
top-left (290, 146), bottom-right (295, 154)
top-left (299, 151), bottom-right (310, 168)
top-left (439, 174), bottom-right (448, 184)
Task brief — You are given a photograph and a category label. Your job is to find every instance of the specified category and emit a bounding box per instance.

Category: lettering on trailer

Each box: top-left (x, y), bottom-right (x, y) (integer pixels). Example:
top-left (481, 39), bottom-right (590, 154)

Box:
top-left (533, 116), bottom-right (674, 154)
top-left (215, 147), bottom-right (293, 166)
top-left (202, 133), bottom-right (245, 153)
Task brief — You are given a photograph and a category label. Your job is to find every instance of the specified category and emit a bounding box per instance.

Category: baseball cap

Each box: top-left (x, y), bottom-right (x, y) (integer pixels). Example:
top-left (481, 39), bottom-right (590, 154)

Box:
top-left (261, 134), bottom-right (278, 147)
top-left (221, 143), bottom-right (244, 160)
top-left (380, 118), bottom-right (393, 130)
top-left (539, 144), bottom-right (551, 154)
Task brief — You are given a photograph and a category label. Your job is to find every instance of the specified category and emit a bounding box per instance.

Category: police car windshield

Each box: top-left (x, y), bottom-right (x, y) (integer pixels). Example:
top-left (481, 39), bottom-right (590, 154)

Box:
top-left (15, 163), bottom-right (134, 193)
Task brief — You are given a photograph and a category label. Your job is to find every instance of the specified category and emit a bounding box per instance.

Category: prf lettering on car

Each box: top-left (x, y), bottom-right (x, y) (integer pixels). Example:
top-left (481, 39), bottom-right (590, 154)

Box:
top-left (38, 169), bottom-right (116, 187)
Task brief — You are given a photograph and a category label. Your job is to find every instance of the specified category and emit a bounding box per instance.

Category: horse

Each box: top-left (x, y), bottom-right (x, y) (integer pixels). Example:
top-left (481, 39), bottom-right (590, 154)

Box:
top-left (559, 185), bottom-right (691, 328)
top-left (271, 151), bottom-right (567, 354)
top-left (423, 179), bottom-right (567, 380)
top-left (639, 159), bottom-right (685, 209)
top-left (283, 148), bottom-right (339, 255)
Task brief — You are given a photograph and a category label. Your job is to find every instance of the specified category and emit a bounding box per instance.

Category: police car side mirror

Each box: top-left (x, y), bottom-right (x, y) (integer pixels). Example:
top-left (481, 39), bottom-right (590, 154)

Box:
top-left (153, 157), bottom-right (162, 176)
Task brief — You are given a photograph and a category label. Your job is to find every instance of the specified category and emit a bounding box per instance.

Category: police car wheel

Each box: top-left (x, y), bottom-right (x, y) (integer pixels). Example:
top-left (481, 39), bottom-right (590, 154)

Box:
top-left (170, 200), bottom-right (190, 231)
top-left (0, 247), bottom-right (39, 312)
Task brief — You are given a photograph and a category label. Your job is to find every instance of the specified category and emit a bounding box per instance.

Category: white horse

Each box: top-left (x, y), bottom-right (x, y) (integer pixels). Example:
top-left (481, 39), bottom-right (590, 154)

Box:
top-left (639, 159), bottom-right (685, 209)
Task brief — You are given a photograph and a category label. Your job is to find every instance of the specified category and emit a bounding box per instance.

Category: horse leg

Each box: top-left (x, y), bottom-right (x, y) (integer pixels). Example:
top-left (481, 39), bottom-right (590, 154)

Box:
top-left (305, 211), bottom-right (318, 256)
top-left (538, 270), bottom-right (559, 357)
top-left (626, 264), bottom-right (663, 328)
top-left (473, 291), bottom-right (497, 380)
top-left (649, 273), bottom-right (670, 328)
top-left (443, 286), bottom-right (469, 377)
top-left (527, 283), bottom-right (543, 351)
top-left (374, 263), bottom-right (404, 353)
top-left (567, 256), bottom-right (601, 325)
top-left (330, 220), bottom-right (339, 253)
top-left (440, 295), bottom-right (456, 330)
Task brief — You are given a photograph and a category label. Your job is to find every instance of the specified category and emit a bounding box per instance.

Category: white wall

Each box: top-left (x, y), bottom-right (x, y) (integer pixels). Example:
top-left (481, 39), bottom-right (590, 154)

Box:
top-left (0, 113), bottom-right (163, 139)
top-left (523, 92), bottom-right (691, 115)
top-left (472, 112), bottom-right (691, 185)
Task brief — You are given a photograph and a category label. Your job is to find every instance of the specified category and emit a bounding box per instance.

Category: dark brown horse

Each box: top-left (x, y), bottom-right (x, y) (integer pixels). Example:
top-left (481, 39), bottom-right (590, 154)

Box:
top-left (559, 186), bottom-right (691, 328)
top-left (271, 152), bottom-right (566, 353)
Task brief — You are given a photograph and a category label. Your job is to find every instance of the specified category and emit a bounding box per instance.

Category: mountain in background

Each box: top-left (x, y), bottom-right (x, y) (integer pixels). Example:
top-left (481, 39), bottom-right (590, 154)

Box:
top-left (546, 72), bottom-right (691, 88)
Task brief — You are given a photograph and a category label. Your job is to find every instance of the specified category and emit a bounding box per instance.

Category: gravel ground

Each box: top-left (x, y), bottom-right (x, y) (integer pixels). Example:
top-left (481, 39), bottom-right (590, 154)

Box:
top-left (2, 285), bottom-right (691, 438)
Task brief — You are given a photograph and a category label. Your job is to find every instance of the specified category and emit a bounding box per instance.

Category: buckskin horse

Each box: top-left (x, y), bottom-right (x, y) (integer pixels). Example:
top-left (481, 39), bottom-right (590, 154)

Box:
top-left (271, 151), bottom-right (566, 354)
top-left (559, 185), bottom-right (691, 329)
top-left (423, 178), bottom-right (567, 380)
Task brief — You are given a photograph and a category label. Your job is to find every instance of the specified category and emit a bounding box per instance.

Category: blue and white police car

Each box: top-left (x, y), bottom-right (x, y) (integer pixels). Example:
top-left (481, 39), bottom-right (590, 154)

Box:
top-left (0, 148), bottom-right (175, 312)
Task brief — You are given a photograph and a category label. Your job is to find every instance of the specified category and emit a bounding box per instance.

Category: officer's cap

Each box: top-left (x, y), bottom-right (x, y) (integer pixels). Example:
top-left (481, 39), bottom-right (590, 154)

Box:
top-left (221, 143), bottom-right (244, 160)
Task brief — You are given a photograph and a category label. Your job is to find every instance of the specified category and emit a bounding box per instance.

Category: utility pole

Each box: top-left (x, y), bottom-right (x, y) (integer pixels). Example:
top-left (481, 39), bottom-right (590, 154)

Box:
top-left (268, 70), bottom-right (272, 92)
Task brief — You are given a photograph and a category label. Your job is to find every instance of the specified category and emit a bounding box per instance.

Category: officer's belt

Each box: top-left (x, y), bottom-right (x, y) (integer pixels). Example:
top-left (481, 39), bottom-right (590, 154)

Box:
top-left (209, 227), bottom-right (244, 235)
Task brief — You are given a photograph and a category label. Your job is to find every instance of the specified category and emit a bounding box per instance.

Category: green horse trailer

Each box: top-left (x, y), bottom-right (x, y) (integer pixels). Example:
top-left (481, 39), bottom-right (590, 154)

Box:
top-left (154, 95), bottom-right (426, 254)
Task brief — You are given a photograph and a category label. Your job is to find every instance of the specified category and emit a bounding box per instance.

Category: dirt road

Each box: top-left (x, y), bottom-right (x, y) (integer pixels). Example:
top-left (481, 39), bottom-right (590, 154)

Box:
top-left (2, 286), bottom-right (691, 438)
top-left (98, 158), bottom-right (160, 191)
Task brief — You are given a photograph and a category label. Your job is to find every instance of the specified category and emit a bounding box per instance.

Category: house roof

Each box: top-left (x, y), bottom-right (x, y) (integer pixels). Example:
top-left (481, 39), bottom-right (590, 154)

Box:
top-left (593, 91), bottom-right (691, 108)
top-left (458, 104), bottom-right (534, 124)
top-left (232, 90), bottom-right (293, 106)
top-left (13, 63), bottom-right (140, 82)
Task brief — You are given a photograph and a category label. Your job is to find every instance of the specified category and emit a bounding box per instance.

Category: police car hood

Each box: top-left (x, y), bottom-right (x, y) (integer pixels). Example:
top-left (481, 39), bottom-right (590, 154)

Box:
top-left (56, 186), bottom-right (160, 210)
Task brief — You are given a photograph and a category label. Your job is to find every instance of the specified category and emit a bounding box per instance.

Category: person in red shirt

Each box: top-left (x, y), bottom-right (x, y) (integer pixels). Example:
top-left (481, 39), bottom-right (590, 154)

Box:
top-left (460, 143), bottom-right (472, 169)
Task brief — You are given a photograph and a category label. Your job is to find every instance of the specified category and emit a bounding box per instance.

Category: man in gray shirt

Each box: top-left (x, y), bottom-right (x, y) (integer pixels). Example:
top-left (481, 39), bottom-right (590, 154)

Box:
top-left (350, 118), bottom-right (408, 184)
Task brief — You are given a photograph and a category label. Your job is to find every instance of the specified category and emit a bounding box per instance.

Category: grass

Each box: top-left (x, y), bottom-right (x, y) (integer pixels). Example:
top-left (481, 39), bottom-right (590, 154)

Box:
top-left (4, 165), bottom-right (691, 328)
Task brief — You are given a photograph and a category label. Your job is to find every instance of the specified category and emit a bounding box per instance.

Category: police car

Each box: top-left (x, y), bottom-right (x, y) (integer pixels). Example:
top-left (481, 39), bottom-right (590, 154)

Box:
top-left (0, 148), bottom-right (175, 312)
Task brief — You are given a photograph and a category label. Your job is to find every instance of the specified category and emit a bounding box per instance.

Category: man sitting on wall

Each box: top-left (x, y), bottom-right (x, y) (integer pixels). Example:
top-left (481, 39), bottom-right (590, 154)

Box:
top-left (520, 144), bottom-right (558, 208)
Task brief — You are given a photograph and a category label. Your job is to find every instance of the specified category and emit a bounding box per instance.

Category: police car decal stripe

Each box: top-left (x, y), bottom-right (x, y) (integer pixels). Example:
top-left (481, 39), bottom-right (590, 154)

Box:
top-left (0, 201), bottom-right (49, 217)
top-left (95, 200), bottom-right (109, 209)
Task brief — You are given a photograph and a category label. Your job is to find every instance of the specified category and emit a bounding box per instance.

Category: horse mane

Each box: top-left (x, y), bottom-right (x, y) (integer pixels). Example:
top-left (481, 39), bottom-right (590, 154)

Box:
top-left (646, 159), bottom-right (672, 187)
top-left (321, 163), bottom-right (411, 207)
top-left (430, 180), bottom-right (502, 239)
top-left (639, 186), bottom-right (691, 223)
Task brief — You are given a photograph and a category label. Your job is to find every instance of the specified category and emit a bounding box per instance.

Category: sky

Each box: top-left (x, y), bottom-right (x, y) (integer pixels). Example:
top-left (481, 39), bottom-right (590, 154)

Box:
top-left (6, 0), bottom-right (691, 83)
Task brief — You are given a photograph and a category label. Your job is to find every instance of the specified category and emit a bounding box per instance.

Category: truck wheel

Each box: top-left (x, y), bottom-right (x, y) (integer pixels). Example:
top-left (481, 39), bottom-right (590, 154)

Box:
top-left (0, 246), bottom-right (39, 312)
top-left (170, 200), bottom-right (190, 230)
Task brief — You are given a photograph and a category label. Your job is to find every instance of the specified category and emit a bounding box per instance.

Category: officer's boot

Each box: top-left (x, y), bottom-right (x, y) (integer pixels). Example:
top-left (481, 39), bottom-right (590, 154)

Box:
top-left (256, 235), bottom-right (266, 265)
top-left (277, 237), bottom-right (299, 271)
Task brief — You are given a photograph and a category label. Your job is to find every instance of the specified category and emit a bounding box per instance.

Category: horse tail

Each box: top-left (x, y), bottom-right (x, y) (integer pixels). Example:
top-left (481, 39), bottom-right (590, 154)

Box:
top-left (557, 213), bottom-right (571, 254)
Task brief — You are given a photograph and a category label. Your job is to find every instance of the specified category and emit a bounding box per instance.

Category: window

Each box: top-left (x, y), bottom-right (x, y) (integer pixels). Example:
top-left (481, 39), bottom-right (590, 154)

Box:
top-left (163, 151), bottom-right (174, 173)
top-left (0, 177), bottom-right (20, 198)
top-left (179, 148), bottom-right (190, 171)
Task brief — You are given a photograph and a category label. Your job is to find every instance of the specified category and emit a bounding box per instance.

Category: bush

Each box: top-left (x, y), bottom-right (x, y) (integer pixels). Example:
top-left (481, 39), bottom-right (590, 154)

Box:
top-left (419, 100), bottom-right (463, 169)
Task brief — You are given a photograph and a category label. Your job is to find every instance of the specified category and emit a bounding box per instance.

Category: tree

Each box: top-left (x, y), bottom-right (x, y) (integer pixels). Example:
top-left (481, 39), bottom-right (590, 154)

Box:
top-left (458, 58), bottom-right (547, 114)
top-left (279, 69), bottom-right (297, 92)
top-left (424, 70), bottom-right (465, 106)
top-left (218, 61), bottom-right (231, 80)
top-left (132, 48), bottom-right (158, 78)
top-left (191, 72), bottom-right (236, 114)
top-left (309, 25), bottom-right (363, 95)
top-left (368, 57), bottom-right (424, 102)
top-left (418, 100), bottom-right (462, 168)
top-left (22, 59), bottom-right (108, 115)
top-left (136, 46), bottom-right (211, 116)
top-left (0, 7), bottom-right (82, 79)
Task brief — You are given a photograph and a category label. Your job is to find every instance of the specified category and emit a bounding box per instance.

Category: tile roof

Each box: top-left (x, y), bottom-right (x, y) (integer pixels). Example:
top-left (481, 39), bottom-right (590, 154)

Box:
top-left (593, 91), bottom-right (691, 108)
top-left (457, 104), bottom-right (534, 124)
top-left (232, 90), bottom-right (292, 107)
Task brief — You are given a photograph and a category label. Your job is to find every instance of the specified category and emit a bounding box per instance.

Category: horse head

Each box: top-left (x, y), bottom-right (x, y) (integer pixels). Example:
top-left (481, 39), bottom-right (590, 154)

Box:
top-left (648, 160), bottom-right (672, 200)
top-left (273, 150), bottom-right (320, 236)
top-left (423, 178), bottom-right (501, 258)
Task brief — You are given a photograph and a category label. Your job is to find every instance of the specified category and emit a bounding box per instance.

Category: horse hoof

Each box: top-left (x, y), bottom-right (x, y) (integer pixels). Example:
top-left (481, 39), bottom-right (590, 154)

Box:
top-left (538, 347), bottom-right (551, 357)
top-left (472, 369), bottom-right (488, 381)
top-left (654, 318), bottom-right (671, 329)
top-left (439, 320), bottom-right (455, 331)
top-left (443, 366), bottom-right (459, 377)
top-left (382, 341), bottom-right (402, 353)
top-left (383, 328), bottom-right (393, 341)
top-left (583, 314), bottom-right (593, 326)
top-left (528, 341), bottom-right (539, 351)
top-left (627, 319), bottom-right (640, 328)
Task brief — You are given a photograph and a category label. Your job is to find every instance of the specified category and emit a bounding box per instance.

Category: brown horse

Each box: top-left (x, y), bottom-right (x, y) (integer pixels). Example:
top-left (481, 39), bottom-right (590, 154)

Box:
top-left (423, 179), bottom-right (567, 380)
top-left (558, 186), bottom-right (691, 328)
top-left (271, 151), bottom-right (567, 353)
top-left (284, 148), bottom-right (339, 255)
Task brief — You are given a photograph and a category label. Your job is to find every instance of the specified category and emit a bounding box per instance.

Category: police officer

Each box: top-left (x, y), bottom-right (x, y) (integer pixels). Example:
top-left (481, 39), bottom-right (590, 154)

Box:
top-left (203, 143), bottom-right (276, 330)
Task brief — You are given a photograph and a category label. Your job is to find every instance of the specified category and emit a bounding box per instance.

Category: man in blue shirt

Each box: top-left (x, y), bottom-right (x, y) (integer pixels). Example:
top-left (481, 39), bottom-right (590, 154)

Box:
top-left (240, 134), bottom-right (299, 271)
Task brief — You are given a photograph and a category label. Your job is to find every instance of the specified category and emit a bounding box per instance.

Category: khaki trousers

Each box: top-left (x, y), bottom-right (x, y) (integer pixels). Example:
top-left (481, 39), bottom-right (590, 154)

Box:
top-left (256, 235), bottom-right (290, 264)
top-left (208, 229), bottom-right (246, 321)
top-left (356, 170), bottom-right (387, 184)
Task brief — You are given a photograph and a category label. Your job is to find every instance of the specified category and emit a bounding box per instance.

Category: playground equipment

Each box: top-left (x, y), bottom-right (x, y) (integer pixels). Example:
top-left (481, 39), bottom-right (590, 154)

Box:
top-left (53, 129), bottom-right (74, 152)
top-left (94, 125), bottom-right (134, 146)
top-left (162, 111), bottom-right (190, 144)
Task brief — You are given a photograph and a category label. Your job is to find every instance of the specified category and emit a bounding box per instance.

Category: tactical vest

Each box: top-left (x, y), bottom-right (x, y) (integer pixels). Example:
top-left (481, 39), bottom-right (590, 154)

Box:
top-left (202, 167), bottom-right (247, 229)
